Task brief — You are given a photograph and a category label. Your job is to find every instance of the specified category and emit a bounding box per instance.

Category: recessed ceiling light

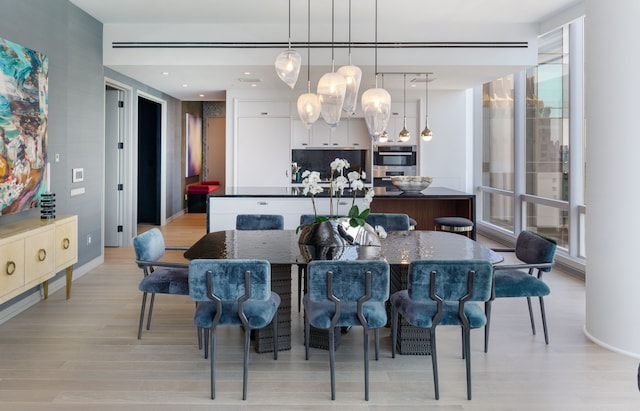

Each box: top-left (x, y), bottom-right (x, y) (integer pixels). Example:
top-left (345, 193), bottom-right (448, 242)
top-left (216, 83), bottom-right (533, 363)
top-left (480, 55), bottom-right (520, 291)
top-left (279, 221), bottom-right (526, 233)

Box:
top-left (251, 84), bottom-right (257, 87)
top-left (161, 71), bottom-right (170, 76)
top-left (199, 94), bottom-right (205, 97)
top-left (243, 71), bottom-right (251, 75)
top-left (181, 84), bottom-right (188, 87)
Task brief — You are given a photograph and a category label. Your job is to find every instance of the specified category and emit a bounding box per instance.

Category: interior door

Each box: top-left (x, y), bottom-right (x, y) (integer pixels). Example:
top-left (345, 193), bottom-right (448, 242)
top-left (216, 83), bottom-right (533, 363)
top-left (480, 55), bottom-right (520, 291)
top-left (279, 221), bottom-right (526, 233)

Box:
top-left (137, 97), bottom-right (161, 225)
top-left (105, 88), bottom-right (125, 246)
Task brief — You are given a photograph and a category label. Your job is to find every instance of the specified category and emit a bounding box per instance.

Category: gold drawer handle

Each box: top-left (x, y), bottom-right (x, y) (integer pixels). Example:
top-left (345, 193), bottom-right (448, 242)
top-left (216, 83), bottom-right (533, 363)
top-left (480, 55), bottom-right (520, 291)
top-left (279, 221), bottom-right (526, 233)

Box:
top-left (62, 238), bottom-right (70, 250)
top-left (6, 261), bottom-right (16, 275)
top-left (38, 248), bottom-right (47, 262)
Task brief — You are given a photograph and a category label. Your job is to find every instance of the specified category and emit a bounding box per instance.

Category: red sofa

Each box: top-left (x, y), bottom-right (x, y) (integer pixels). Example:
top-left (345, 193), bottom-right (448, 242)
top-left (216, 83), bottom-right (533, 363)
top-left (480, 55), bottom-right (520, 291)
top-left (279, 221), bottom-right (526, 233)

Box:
top-left (187, 180), bottom-right (220, 213)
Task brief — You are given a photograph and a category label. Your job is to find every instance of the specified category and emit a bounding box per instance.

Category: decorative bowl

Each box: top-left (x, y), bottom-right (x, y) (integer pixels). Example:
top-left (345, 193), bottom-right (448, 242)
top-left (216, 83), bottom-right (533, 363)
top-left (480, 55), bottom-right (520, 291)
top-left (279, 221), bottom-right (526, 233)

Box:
top-left (390, 176), bottom-right (433, 193)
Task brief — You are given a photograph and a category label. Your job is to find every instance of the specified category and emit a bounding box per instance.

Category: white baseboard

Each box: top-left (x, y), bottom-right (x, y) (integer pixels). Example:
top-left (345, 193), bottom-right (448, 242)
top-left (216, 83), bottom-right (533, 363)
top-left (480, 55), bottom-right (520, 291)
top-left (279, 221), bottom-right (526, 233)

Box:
top-left (0, 255), bottom-right (104, 325)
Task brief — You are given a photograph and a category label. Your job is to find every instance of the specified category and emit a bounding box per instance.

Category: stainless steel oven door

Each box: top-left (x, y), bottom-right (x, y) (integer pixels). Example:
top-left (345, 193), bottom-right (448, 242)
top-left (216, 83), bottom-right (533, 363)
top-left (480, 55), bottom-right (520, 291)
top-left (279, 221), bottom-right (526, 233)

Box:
top-left (373, 145), bottom-right (417, 167)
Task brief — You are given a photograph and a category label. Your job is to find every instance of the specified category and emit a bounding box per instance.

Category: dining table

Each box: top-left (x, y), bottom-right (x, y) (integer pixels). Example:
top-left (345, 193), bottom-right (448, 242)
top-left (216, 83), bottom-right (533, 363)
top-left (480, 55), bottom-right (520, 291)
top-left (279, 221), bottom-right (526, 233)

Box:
top-left (184, 229), bottom-right (502, 354)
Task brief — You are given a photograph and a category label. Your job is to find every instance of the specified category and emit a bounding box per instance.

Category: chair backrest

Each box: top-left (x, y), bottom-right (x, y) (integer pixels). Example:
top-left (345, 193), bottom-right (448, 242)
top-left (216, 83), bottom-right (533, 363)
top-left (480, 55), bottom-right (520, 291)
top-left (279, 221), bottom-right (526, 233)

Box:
top-left (514, 230), bottom-right (557, 272)
top-left (133, 228), bottom-right (166, 266)
top-left (236, 214), bottom-right (284, 230)
top-left (188, 259), bottom-right (271, 302)
top-left (365, 213), bottom-right (411, 231)
top-left (299, 214), bottom-right (340, 226)
top-left (306, 260), bottom-right (390, 303)
top-left (407, 260), bottom-right (493, 303)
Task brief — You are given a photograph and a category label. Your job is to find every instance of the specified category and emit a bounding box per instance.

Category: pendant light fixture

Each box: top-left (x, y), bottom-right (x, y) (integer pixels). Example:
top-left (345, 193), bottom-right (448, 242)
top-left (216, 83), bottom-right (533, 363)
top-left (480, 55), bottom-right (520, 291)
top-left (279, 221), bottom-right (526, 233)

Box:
top-left (337, 0), bottom-right (362, 117)
top-left (275, 0), bottom-right (301, 89)
top-left (361, 0), bottom-right (391, 140)
top-left (421, 73), bottom-right (434, 141)
top-left (317, 0), bottom-right (346, 129)
top-left (378, 74), bottom-right (389, 143)
top-left (398, 73), bottom-right (411, 142)
top-left (297, 0), bottom-right (321, 128)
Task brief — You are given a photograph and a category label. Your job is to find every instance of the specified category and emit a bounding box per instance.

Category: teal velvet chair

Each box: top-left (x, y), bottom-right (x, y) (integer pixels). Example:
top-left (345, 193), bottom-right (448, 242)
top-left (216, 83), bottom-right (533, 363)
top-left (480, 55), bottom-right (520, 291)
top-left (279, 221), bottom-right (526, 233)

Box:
top-left (189, 259), bottom-right (280, 400)
top-left (365, 213), bottom-right (411, 231)
top-left (236, 214), bottom-right (284, 230)
top-left (390, 260), bottom-right (493, 400)
top-left (304, 260), bottom-right (390, 401)
top-left (484, 230), bottom-right (557, 352)
top-left (133, 228), bottom-right (190, 340)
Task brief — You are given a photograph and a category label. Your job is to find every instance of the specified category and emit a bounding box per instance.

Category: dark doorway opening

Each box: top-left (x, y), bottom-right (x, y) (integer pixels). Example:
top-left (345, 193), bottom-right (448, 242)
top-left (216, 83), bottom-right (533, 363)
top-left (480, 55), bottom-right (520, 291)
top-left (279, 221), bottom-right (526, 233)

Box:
top-left (137, 96), bottom-right (161, 225)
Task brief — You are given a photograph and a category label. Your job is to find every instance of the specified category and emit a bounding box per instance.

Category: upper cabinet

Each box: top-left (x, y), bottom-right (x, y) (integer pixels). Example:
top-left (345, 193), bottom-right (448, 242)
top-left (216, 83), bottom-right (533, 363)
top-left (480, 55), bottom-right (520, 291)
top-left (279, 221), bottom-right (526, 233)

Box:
top-left (236, 100), bottom-right (291, 187)
top-left (291, 117), bottom-right (372, 149)
top-left (376, 102), bottom-right (418, 146)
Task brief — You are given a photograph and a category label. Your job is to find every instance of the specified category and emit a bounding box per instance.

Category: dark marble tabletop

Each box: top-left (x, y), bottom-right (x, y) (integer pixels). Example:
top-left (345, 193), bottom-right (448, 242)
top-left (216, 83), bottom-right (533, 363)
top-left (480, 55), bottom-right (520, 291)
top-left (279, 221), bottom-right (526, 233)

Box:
top-left (184, 230), bottom-right (502, 265)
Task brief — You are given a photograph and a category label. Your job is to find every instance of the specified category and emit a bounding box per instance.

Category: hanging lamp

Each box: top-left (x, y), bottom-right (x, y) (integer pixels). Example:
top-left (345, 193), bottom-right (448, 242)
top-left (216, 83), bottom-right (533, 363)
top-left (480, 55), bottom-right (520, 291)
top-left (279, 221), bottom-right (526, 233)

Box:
top-left (398, 74), bottom-right (411, 142)
top-left (361, 0), bottom-right (391, 140)
top-left (275, 0), bottom-right (301, 89)
top-left (421, 73), bottom-right (434, 141)
top-left (337, 0), bottom-right (362, 117)
top-left (378, 74), bottom-right (389, 143)
top-left (297, 0), bottom-right (321, 128)
top-left (317, 0), bottom-right (346, 129)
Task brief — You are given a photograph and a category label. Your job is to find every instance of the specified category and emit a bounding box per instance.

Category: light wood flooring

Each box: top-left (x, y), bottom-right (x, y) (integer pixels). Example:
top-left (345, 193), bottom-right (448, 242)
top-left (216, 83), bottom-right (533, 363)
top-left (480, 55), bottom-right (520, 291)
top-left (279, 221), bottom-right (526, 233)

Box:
top-left (0, 213), bottom-right (638, 410)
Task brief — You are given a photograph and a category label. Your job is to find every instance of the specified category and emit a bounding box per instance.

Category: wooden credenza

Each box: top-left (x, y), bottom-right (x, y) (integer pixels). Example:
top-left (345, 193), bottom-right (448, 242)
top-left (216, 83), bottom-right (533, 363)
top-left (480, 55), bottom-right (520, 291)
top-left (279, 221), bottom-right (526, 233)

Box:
top-left (0, 215), bottom-right (78, 304)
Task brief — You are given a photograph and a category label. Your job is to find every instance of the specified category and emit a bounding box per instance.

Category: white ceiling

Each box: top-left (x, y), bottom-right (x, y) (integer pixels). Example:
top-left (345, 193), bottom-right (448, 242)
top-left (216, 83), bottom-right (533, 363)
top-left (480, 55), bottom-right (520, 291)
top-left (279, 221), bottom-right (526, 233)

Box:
top-left (69, 0), bottom-right (582, 100)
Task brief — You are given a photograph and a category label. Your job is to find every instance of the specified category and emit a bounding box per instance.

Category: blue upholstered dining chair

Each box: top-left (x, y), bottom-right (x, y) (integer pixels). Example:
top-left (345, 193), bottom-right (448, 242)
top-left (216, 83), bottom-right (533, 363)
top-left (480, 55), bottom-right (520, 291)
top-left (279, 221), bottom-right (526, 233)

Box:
top-left (188, 259), bottom-right (280, 400)
top-left (133, 228), bottom-right (190, 340)
top-left (365, 213), bottom-right (411, 231)
top-left (236, 214), bottom-right (284, 230)
top-left (304, 260), bottom-right (390, 401)
top-left (484, 230), bottom-right (557, 352)
top-left (390, 260), bottom-right (493, 400)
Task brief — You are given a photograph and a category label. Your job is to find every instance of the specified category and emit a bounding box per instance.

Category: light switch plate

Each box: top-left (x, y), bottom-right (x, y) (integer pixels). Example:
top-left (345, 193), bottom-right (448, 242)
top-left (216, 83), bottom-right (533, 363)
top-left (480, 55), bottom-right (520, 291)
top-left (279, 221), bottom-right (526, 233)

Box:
top-left (72, 168), bottom-right (84, 182)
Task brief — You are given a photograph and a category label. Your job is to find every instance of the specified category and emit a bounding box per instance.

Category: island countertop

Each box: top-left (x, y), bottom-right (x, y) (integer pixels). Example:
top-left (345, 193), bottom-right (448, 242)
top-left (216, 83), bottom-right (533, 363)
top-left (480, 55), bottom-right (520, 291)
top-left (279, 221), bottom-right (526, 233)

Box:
top-left (209, 186), bottom-right (474, 199)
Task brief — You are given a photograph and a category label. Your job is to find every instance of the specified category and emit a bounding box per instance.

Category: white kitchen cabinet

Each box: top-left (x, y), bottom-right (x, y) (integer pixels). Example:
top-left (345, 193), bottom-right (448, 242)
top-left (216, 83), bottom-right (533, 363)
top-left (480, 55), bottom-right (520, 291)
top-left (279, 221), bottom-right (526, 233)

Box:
top-left (236, 100), bottom-right (291, 187)
top-left (346, 118), bottom-right (373, 149)
top-left (208, 196), bottom-right (366, 232)
top-left (291, 119), bottom-right (312, 149)
top-left (305, 118), bottom-right (370, 148)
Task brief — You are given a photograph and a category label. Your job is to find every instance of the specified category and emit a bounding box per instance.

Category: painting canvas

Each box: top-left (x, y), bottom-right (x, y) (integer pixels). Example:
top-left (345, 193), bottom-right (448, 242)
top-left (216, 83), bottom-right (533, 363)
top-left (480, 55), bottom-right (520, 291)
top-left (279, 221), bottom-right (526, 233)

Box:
top-left (185, 113), bottom-right (202, 178)
top-left (0, 37), bottom-right (48, 216)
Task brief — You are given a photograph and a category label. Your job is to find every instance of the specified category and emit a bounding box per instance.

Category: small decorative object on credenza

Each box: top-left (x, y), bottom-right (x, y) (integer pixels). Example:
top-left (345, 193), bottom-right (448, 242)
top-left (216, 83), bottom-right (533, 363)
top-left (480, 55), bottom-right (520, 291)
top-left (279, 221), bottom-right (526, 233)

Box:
top-left (40, 193), bottom-right (55, 220)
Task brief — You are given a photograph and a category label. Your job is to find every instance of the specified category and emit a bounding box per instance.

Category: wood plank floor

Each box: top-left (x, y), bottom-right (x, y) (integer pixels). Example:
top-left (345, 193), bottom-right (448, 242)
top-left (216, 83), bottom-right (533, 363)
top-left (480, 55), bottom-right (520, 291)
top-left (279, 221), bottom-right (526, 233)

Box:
top-left (0, 213), bottom-right (638, 410)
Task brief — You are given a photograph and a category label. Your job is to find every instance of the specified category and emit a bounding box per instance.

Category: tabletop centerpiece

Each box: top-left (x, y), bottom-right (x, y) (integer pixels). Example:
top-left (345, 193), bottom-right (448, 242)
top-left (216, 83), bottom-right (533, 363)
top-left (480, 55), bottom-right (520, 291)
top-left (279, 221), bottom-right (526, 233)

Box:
top-left (297, 158), bottom-right (385, 248)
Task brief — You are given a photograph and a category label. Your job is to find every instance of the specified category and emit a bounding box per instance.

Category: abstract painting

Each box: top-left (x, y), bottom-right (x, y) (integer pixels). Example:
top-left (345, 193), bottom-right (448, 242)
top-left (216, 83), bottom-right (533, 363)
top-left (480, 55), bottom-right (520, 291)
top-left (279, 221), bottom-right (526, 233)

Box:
top-left (0, 37), bottom-right (48, 216)
top-left (185, 113), bottom-right (202, 178)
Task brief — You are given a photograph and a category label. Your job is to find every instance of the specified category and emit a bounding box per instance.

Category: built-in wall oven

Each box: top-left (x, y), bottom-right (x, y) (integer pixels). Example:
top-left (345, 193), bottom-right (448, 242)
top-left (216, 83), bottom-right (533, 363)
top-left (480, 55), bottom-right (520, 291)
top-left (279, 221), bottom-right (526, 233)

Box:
top-left (373, 145), bottom-right (417, 189)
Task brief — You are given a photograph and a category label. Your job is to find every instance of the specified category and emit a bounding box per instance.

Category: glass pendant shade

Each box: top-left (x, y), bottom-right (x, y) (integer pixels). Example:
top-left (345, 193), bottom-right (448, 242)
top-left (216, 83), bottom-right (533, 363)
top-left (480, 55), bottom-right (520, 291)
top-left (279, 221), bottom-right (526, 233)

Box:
top-left (361, 87), bottom-right (391, 138)
top-left (317, 72), bottom-right (347, 128)
top-left (379, 130), bottom-right (389, 143)
top-left (297, 92), bottom-right (321, 129)
top-left (337, 65), bottom-right (362, 116)
top-left (275, 49), bottom-right (302, 89)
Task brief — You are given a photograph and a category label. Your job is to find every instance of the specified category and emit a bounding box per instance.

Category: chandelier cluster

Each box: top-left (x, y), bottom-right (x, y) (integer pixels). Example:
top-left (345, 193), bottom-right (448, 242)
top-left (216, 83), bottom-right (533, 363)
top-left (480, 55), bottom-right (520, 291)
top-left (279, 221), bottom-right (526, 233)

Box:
top-left (275, 0), bottom-right (433, 143)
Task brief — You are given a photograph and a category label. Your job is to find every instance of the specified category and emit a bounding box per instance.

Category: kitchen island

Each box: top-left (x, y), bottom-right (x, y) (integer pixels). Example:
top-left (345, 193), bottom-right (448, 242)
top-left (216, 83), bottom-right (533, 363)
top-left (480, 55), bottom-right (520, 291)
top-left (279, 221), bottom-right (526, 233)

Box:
top-left (206, 186), bottom-right (475, 238)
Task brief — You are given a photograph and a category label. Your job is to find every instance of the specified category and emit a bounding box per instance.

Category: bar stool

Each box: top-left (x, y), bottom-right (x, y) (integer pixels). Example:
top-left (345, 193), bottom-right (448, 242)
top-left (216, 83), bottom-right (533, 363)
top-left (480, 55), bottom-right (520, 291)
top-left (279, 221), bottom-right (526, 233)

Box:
top-left (434, 216), bottom-right (474, 239)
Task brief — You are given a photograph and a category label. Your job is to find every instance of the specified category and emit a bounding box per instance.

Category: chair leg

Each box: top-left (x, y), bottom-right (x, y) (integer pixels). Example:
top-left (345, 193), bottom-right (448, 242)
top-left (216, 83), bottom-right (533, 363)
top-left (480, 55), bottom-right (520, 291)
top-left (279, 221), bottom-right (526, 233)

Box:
top-left (197, 327), bottom-right (202, 350)
top-left (363, 327), bottom-right (370, 401)
top-left (391, 307), bottom-right (398, 358)
top-left (273, 310), bottom-right (279, 360)
top-left (539, 296), bottom-right (549, 344)
top-left (430, 327), bottom-right (439, 400)
top-left (203, 329), bottom-right (209, 359)
top-left (137, 292), bottom-right (148, 339)
top-left (484, 300), bottom-right (492, 353)
top-left (329, 327), bottom-right (336, 400)
top-left (210, 328), bottom-right (216, 400)
top-left (304, 313), bottom-right (310, 361)
top-left (242, 327), bottom-right (250, 400)
top-left (374, 328), bottom-right (380, 361)
top-left (146, 293), bottom-right (156, 331)
top-left (463, 326), bottom-right (472, 400)
top-left (460, 327), bottom-right (465, 359)
top-left (527, 296), bottom-right (536, 335)
top-left (297, 265), bottom-right (304, 312)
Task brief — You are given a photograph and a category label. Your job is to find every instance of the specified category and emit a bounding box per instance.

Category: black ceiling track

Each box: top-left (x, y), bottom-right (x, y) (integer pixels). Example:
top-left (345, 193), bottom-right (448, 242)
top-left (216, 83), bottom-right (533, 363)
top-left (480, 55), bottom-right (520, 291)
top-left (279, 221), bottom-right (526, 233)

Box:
top-left (112, 40), bottom-right (528, 49)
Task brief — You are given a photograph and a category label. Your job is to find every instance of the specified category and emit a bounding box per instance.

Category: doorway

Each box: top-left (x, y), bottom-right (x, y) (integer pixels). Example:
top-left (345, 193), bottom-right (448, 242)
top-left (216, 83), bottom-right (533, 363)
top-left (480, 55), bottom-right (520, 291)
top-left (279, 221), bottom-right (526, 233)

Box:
top-left (137, 96), bottom-right (161, 225)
